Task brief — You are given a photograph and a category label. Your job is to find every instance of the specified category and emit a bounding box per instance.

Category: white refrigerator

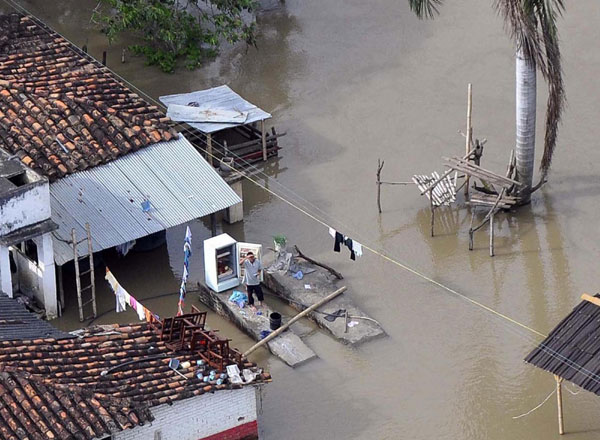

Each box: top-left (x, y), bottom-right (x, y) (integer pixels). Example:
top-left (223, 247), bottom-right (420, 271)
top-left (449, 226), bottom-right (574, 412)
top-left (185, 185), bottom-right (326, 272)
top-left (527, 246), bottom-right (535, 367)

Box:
top-left (203, 233), bottom-right (263, 293)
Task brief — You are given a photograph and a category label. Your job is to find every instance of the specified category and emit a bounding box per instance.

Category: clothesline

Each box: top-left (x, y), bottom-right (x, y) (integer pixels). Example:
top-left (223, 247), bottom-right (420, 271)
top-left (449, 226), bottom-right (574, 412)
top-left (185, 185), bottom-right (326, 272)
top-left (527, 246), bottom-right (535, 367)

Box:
top-left (105, 267), bottom-right (159, 323)
top-left (328, 227), bottom-right (363, 260)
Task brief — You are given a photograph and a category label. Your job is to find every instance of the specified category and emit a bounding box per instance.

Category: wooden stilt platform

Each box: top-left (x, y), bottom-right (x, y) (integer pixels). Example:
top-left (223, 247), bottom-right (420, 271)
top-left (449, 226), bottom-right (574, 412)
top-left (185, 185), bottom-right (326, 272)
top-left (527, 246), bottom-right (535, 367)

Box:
top-left (196, 283), bottom-right (316, 368)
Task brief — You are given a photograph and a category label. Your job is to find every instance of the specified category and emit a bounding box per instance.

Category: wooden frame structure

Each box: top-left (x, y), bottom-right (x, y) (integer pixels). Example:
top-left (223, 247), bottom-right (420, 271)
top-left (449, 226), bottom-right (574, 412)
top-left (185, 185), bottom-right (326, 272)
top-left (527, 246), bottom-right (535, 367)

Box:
top-left (151, 305), bottom-right (244, 371)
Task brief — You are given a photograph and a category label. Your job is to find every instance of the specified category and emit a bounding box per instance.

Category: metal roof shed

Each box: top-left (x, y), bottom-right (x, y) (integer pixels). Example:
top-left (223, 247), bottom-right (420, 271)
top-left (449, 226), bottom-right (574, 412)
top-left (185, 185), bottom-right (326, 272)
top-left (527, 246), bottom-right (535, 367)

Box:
top-left (49, 134), bottom-right (241, 266)
top-left (160, 85), bottom-right (275, 164)
top-left (524, 293), bottom-right (600, 435)
top-left (159, 85), bottom-right (271, 134)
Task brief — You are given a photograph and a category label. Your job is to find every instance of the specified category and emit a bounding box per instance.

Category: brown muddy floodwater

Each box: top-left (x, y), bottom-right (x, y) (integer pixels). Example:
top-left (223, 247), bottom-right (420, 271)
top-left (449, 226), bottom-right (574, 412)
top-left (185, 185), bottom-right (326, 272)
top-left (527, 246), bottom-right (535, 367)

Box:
top-left (6, 0), bottom-right (600, 438)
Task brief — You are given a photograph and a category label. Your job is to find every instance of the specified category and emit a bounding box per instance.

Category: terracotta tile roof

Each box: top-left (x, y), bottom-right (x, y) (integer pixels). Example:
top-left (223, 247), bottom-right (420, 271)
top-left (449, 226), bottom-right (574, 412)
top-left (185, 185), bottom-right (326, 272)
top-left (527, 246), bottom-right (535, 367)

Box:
top-left (0, 13), bottom-right (179, 181)
top-left (0, 322), bottom-right (269, 439)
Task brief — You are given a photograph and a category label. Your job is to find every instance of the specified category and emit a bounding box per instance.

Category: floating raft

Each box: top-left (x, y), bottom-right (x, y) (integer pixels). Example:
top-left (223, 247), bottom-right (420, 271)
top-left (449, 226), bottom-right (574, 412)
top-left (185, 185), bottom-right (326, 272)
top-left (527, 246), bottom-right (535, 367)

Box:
top-left (263, 259), bottom-right (386, 345)
top-left (196, 283), bottom-right (316, 368)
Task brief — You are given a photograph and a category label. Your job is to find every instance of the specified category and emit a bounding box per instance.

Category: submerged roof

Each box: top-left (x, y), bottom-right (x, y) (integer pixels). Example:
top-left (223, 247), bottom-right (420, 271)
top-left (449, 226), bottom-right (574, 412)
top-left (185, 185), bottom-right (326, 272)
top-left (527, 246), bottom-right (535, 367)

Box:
top-left (0, 322), bottom-right (268, 439)
top-left (525, 294), bottom-right (600, 395)
top-left (159, 85), bottom-right (271, 134)
top-left (0, 13), bottom-right (178, 181)
top-left (0, 293), bottom-right (71, 341)
top-left (50, 135), bottom-right (242, 266)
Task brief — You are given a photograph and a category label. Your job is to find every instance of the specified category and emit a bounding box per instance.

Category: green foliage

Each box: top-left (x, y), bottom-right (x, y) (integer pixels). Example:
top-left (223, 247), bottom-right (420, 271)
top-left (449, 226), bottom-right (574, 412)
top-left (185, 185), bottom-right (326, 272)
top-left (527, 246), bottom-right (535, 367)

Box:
top-left (93, 0), bottom-right (257, 72)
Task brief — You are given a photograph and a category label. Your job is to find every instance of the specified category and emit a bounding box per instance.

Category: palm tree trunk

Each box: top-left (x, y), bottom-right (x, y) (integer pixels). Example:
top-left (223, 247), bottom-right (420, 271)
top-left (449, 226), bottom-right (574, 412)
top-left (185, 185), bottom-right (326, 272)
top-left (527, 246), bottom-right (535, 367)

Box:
top-left (515, 46), bottom-right (537, 203)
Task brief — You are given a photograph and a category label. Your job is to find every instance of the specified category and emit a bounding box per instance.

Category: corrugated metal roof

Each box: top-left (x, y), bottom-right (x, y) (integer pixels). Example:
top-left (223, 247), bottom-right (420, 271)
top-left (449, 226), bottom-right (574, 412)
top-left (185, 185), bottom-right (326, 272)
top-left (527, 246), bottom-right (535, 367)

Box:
top-left (50, 135), bottom-right (241, 266)
top-left (159, 85), bottom-right (271, 134)
top-left (0, 293), bottom-right (72, 341)
top-left (525, 293), bottom-right (600, 395)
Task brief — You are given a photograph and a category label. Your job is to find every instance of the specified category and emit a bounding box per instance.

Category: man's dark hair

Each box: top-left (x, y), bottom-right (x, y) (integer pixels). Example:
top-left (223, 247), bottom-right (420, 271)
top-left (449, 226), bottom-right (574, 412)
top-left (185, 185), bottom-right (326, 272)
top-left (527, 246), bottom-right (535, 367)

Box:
top-left (247, 251), bottom-right (254, 256)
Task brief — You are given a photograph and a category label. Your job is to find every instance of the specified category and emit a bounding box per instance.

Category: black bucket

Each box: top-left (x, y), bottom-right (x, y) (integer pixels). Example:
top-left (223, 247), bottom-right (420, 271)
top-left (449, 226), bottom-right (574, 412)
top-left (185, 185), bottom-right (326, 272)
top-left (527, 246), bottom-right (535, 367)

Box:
top-left (269, 312), bottom-right (282, 330)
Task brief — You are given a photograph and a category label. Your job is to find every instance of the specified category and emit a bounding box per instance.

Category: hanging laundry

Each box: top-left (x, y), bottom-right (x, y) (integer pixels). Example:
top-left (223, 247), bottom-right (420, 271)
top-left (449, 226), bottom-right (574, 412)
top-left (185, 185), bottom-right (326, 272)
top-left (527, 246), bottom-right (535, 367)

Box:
top-left (115, 286), bottom-right (128, 313)
top-left (352, 241), bottom-right (363, 258)
top-left (177, 226), bottom-right (192, 316)
top-left (105, 267), bottom-right (158, 322)
top-left (334, 231), bottom-right (344, 252)
top-left (344, 237), bottom-right (356, 261)
top-left (327, 227), bottom-right (359, 261)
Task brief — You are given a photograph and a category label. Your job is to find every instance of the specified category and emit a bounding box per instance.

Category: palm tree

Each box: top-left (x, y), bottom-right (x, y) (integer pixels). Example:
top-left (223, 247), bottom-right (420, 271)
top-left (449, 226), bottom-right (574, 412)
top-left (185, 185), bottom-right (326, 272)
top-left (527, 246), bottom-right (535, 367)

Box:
top-left (408, 0), bottom-right (565, 203)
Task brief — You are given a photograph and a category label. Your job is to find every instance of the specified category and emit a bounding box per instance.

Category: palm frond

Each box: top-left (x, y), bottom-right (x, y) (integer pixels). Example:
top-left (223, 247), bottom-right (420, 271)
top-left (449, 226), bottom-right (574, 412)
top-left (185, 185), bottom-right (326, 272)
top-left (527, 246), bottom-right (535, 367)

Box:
top-left (535, 0), bottom-right (565, 179)
top-left (494, 0), bottom-right (545, 71)
top-left (408, 0), bottom-right (443, 19)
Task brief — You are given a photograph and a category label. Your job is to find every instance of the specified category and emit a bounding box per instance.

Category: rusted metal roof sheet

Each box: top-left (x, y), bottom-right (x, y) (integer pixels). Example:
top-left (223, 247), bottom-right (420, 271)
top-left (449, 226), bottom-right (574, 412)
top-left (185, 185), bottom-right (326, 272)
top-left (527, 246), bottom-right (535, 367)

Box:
top-left (0, 293), bottom-right (72, 341)
top-left (50, 135), bottom-right (241, 265)
top-left (159, 85), bottom-right (271, 134)
top-left (525, 293), bottom-right (600, 395)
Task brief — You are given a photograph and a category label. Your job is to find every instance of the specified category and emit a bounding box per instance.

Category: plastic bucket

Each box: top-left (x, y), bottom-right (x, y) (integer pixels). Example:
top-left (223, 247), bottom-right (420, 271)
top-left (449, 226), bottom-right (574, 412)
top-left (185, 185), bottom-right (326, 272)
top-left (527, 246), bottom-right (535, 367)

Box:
top-left (269, 312), bottom-right (282, 330)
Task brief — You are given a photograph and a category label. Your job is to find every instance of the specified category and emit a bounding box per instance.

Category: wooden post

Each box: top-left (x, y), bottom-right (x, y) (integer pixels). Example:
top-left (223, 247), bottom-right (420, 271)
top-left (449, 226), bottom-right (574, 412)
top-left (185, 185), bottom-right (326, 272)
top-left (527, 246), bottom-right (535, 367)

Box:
top-left (376, 159), bottom-right (384, 214)
top-left (261, 120), bottom-right (267, 161)
top-left (555, 375), bottom-right (565, 435)
top-left (71, 229), bottom-right (83, 322)
top-left (489, 213), bottom-right (494, 257)
top-left (465, 83), bottom-right (473, 197)
top-left (206, 133), bottom-right (213, 166)
top-left (121, 48), bottom-right (126, 63)
top-left (344, 310), bottom-right (349, 333)
top-left (469, 210), bottom-right (475, 250)
top-left (243, 286), bottom-right (347, 357)
top-left (430, 190), bottom-right (435, 237)
top-left (102, 51), bottom-right (107, 66)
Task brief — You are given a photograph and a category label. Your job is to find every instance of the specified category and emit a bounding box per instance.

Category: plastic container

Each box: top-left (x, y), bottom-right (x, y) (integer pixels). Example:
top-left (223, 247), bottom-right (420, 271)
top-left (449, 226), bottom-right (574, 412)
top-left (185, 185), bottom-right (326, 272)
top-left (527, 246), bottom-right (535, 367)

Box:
top-left (269, 312), bottom-right (282, 330)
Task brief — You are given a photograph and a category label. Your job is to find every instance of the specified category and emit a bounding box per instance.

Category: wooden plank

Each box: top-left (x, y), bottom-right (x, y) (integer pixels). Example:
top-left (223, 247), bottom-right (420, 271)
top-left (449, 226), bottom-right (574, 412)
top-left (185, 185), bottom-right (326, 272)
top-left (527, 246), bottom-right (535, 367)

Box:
top-left (581, 293), bottom-right (600, 307)
top-left (445, 157), bottom-right (523, 187)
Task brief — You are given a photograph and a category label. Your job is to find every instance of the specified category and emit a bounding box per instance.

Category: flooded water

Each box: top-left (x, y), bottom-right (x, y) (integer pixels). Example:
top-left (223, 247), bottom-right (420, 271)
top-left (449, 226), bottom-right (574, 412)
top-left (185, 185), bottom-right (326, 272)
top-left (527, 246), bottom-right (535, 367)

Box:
top-left (7, 0), bottom-right (600, 438)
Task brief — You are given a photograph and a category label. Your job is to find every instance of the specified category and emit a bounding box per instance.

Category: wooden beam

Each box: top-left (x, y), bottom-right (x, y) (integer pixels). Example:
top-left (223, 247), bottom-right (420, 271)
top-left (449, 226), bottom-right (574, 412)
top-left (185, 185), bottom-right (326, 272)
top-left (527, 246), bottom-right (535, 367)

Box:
top-left (581, 293), bottom-right (600, 307)
top-left (243, 287), bottom-right (347, 357)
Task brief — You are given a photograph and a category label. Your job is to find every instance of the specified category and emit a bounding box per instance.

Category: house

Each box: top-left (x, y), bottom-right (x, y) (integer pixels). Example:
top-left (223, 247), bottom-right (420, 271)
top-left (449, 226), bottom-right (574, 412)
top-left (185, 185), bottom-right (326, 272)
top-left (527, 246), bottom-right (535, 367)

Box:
top-left (0, 13), bottom-right (242, 318)
top-left (0, 307), bottom-right (269, 440)
top-left (0, 148), bottom-right (58, 316)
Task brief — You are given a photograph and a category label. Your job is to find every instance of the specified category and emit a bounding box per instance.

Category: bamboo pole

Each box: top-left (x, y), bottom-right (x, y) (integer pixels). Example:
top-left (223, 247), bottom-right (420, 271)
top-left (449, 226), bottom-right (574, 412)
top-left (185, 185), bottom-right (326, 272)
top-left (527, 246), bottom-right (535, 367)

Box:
top-left (555, 374), bottom-right (565, 435)
top-left (420, 149), bottom-right (474, 195)
top-left (465, 83), bottom-right (472, 197)
top-left (489, 213), bottom-right (494, 257)
top-left (430, 191), bottom-right (435, 237)
top-left (376, 159), bottom-right (384, 213)
top-left (243, 287), bottom-right (347, 357)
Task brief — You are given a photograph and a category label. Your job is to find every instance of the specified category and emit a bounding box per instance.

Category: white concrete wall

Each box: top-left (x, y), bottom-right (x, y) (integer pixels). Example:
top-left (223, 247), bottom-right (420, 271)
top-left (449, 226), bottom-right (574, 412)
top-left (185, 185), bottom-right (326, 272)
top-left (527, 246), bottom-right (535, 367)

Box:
top-left (114, 387), bottom-right (257, 440)
top-left (0, 182), bottom-right (51, 236)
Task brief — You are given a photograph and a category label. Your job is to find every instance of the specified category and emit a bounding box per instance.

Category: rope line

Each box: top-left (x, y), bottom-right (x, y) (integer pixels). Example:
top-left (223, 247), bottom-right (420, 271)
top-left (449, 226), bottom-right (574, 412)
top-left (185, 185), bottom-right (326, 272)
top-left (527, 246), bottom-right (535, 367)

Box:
top-left (17, 0), bottom-right (600, 388)
top-left (512, 389), bottom-right (556, 419)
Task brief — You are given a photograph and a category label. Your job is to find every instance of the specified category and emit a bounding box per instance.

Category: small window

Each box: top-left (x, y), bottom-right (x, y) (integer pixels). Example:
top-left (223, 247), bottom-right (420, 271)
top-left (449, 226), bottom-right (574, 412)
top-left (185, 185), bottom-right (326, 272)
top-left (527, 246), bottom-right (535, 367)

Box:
top-left (7, 172), bottom-right (27, 187)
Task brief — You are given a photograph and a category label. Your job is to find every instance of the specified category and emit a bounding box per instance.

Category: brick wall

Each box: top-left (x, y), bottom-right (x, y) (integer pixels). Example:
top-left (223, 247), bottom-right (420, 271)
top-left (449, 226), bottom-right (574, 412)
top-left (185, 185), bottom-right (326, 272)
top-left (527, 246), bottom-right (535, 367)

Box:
top-left (114, 386), bottom-right (258, 440)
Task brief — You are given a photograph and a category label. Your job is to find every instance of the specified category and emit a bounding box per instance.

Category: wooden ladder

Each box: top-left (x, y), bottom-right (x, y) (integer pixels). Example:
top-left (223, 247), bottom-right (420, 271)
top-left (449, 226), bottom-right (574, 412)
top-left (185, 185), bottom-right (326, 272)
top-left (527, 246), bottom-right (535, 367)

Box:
top-left (72, 224), bottom-right (97, 322)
